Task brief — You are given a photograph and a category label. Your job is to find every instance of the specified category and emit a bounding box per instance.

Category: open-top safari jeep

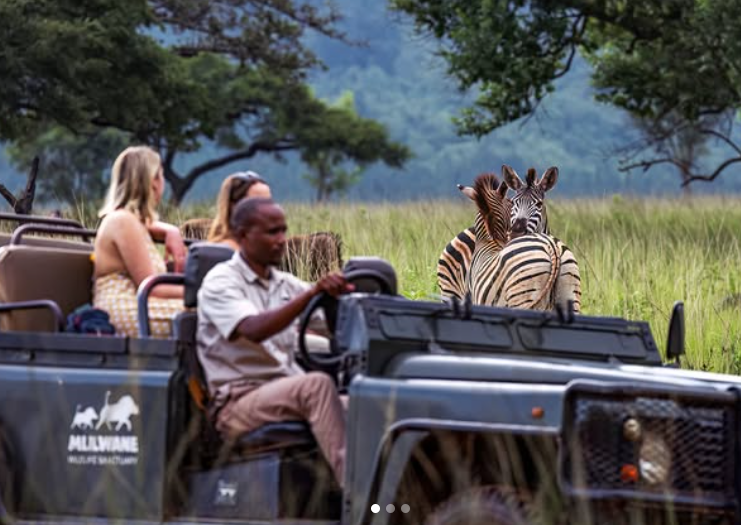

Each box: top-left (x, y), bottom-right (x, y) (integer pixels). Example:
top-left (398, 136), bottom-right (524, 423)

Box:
top-left (0, 214), bottom-right (739, 525)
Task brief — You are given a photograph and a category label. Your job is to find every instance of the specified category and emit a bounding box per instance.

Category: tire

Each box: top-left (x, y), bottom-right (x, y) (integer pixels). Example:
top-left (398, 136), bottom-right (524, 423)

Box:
top-left (425, 487), bottom-right (530, 525)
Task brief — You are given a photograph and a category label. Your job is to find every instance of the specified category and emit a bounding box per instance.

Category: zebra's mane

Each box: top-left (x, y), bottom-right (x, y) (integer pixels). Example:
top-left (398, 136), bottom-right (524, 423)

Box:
top-left (473, 173), bottom-right (509, 246)
top-left (525, 167), bottom-right (537, 186)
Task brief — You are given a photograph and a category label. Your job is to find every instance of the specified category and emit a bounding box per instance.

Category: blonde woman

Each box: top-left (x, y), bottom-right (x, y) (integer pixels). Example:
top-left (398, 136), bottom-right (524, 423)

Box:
top-left (93, 146), bottom-right (185, 337)
top-left (207, 171), bottom-right (271, 250)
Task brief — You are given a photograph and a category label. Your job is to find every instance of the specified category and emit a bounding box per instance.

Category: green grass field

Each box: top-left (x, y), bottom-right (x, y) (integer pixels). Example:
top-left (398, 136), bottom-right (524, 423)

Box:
top-left (69, 196), bottom-right (741, 375)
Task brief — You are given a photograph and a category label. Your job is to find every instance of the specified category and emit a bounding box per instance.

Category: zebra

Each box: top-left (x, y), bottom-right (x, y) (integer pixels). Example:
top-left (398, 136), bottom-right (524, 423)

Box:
top-left (501, 165), bottom-right (581, 312)
top-left (438, 168), bottom-right (581, 312)
top-left (465, 173), bottom-right (564, 309)
top-left (437, 177), bottom-right (505, 300)
top-left (502, 165), bottom-right (558, 238)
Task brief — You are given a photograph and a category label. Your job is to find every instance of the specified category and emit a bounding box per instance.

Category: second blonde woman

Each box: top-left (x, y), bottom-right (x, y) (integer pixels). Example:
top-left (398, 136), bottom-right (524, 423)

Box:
top-left (207, 171), bottom-right (271, 250)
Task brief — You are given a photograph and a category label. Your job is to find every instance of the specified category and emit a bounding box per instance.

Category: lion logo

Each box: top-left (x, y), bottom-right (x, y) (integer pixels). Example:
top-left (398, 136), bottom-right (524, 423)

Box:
top-left (95, 391), bottom-right (140, 431)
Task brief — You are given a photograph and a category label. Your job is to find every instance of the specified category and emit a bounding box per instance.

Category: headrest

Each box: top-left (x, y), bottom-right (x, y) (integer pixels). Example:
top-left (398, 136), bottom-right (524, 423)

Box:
top-left (342, 256), bottom-right (397, 296)
top-left (184, 242), bottom-right (235, 307)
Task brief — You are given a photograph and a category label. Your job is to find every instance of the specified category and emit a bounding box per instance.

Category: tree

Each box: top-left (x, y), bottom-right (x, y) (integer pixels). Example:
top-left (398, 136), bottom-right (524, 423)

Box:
top-left (303, 152), bottom-right (363, 202)
top-left (300, 92), bottom-right (409, 202)
top-left (616, 112), bottom-right (732, 194)
top-left (390, 0), bottom-right (741, 187)
top-left (0, 0), bottom-right (411, 204)
top-left (6, 128), bottom-right (128, 207)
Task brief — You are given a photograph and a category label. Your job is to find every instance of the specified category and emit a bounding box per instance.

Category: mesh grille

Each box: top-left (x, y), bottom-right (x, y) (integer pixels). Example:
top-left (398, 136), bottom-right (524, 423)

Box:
top-left (562, 392), bottom-right (737, 506)
top-left (590, 504), bottom-right (734, 525)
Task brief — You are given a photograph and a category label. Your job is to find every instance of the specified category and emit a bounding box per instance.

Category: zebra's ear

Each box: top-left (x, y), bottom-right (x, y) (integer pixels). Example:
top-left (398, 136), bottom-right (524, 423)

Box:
top-left (539, 167), bottom-right (559, 192)
top-left (502, 165), bottom-right (522, 190)
top-left (457, 183), bottom-right (477, 201)
top-left (496, 181), bottom-right (508, 199)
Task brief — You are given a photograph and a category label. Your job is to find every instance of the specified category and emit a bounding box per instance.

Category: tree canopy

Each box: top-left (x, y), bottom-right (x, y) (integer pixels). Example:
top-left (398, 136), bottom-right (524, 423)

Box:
top-left (1, 0), bottom-right (410, 204)
top-left (390, 0), bottom-right (741, 187)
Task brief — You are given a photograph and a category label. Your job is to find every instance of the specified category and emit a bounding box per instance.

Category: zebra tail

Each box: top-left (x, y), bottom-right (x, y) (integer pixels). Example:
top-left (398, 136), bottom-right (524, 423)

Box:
top-left (527, 234), bottom-right (561, 310)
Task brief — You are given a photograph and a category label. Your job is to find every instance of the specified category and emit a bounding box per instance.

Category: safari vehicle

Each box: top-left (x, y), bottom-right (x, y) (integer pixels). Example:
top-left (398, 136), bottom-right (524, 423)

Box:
top-left (0, 216), bottom-right (738, 525)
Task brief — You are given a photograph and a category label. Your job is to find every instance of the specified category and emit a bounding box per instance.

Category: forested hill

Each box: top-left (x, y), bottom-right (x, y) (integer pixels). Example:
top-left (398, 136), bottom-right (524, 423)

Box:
top-left (2, 1), bottom-right (740, 202)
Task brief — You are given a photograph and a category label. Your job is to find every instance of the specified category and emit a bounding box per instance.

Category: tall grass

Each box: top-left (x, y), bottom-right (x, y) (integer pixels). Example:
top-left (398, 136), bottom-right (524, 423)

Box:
top-left (62, 196), bottom-right (741, 374)
top-left (287, 197), bottom-right (741, 375)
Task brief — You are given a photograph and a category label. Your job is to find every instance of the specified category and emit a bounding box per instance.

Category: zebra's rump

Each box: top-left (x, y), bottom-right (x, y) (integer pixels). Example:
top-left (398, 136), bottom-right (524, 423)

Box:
top-left (468, 233), bottom-right (562, 309)
top-left (554, 239), bottom-right (582, 313)
top-left (437, 226), bottom-right (476, 300)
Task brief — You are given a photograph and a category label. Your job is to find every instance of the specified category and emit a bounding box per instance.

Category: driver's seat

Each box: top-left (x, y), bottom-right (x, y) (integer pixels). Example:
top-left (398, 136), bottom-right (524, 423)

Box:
top-left (176, 242), bottom-right (317, 461)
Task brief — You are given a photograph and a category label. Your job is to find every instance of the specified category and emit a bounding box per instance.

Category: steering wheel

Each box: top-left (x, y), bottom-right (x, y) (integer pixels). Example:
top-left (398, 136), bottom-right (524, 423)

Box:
top-left (298, 268), bottom-right (395, 372)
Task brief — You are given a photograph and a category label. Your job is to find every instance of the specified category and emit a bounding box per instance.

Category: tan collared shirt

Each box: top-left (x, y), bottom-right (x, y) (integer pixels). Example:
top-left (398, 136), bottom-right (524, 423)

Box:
top-left (197, 251), bottom-right (321, 404)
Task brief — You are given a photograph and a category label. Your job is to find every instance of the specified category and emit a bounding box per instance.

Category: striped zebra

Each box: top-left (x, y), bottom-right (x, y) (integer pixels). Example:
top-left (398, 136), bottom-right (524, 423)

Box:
top-left (465, 173), bottom-right (563, 309)
top-left (502, 165), bottom-right (582, 312)
top-left (502, 165), bottom-right (558, 238)
top-left (437, 178), bottom-right (505, 300)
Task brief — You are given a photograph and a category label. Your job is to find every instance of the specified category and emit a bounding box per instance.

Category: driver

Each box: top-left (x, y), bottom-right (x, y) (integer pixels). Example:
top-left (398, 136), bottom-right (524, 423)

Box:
top-left (196, 197), bottom-right (354, 487)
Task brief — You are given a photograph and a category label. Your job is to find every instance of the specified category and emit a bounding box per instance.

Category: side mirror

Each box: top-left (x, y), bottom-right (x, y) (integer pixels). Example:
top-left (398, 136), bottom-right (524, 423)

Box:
top-left (666, 301), bottom-right (685, 365)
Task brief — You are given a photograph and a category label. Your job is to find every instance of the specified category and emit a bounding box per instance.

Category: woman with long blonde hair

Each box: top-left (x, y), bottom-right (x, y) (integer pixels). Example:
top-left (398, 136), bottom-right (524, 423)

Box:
top-left (208, 171), bottom-right (271, 250)
top-left (93, 145), bottom-right (186, 337)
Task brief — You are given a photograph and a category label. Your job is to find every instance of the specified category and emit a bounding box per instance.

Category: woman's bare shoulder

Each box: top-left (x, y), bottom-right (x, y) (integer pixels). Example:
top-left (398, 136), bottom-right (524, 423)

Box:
top-left (97, 210), bottom-right (147, 242)
top-left (99, 210), bottom-right (142, 229)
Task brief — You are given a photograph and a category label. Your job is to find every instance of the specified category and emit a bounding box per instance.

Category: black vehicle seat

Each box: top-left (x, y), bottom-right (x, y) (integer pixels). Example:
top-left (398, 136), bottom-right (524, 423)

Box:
top-left (0, 243), bottom-right (94, 332)
top-left (176, 242), bottom-right (316, 461)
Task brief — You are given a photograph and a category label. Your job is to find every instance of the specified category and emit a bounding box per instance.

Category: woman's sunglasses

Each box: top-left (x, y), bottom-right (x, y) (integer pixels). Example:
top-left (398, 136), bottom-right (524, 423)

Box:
top-left (230, 171), bottom-right (266, 202)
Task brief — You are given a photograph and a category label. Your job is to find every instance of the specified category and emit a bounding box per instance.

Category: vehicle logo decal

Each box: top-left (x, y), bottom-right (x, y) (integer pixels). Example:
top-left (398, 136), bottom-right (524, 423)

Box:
top-left (67, 390), bottom-right (140, 467)
top-left (215, 480), bottom-right (238, 506)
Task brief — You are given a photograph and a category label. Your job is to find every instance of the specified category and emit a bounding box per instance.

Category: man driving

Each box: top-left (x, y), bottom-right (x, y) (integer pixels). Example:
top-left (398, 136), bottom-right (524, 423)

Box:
top-left (196, 197), bottom-right (353, 487)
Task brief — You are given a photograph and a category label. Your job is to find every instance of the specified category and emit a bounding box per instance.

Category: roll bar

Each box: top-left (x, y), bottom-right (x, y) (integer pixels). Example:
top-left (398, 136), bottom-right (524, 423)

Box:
top-left (10, 224), bottom-right (97, 245)
top-left (0, 212), bottom-right (84, 229)
top-left (137, 273), bottom-right (185, 337)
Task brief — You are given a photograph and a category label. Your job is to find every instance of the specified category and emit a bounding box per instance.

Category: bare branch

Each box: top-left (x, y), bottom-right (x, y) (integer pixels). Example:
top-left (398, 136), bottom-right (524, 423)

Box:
top-left (0, 185), bottom-right (17, 209)
top-left (162, 139), bottom-right (299, 203)
top-left (183, 140), bottom-right (297, 185)
top-left (23, 156), bottom-right (39, 196)
top-left (0, 157), bottom-right (39, 214)
top-left (519, 98), bottom-right (543, 128)
top-left (553, 43), bottom-right (578, 80)
top-left (683, 156), bottom-right (741, 186)
top-left (697, 128), bottom-right (741, 156)
top-left (619, 157), bottom-right (685, 173)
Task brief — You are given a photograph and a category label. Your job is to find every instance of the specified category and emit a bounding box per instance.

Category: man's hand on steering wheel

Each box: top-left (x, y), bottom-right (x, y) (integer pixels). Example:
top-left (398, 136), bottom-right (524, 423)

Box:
top-left (312, 272), bottom-right (355, 298)
top-left (299, 267), bottom-right (394, 375)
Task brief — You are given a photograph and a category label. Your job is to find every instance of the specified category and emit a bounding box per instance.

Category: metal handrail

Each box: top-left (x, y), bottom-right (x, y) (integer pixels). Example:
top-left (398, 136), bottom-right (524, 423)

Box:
top-left (0, 212), bottom-right (84, 229)
top-left (0, 299), bottom-right (65, 332)
top-left (136, 274), bottom-right (185, 337)
top-left (9, 224), bottom-right (97, 246)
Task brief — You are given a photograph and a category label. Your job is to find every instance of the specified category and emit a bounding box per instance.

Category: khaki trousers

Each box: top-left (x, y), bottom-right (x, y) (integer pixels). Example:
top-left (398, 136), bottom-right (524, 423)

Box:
top-left (215, 372), bottom-right (346, 487)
